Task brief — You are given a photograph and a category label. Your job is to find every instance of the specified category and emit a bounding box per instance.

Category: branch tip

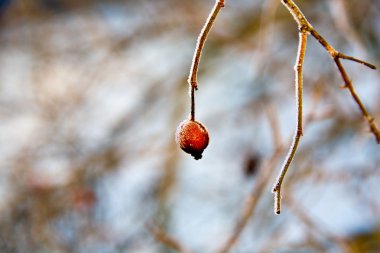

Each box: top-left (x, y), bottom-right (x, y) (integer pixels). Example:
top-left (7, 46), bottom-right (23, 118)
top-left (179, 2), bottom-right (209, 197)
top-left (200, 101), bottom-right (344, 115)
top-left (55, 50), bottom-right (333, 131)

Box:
top-left (338, 53), bottom-right (377, 69)
top-left (272, 22), bottom-right (307, 215)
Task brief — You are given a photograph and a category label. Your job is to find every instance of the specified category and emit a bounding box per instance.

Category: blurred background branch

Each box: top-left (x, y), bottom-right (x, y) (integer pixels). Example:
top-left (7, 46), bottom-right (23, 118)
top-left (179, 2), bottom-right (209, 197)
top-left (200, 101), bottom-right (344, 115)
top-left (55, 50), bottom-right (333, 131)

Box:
top-left (0, 0), bottom-right (379, 252)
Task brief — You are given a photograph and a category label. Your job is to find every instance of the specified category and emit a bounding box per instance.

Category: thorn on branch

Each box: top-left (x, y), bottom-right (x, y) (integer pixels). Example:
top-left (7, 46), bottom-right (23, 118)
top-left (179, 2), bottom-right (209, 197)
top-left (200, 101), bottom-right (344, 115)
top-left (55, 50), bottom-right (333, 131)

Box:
top-left (189, 81), bottom-right (198, 90)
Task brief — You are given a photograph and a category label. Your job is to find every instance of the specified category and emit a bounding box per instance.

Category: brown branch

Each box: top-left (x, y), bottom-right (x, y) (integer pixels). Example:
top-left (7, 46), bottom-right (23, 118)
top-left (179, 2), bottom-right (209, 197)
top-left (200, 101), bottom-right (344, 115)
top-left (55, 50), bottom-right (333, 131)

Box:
top-left (217, 109), bottom-right (285, 253)
top-left (188, 0), bottom-right (225, 89)
top-left (190, 86), bottom-right (195, 121)
top-left (147, 224), bottom-right (193, 253)
top-left (334, 58), bottom-right (380, 143)
top-left (274, 0), bottom-right (380, 214)
top-left (217, 147), bottom-right (284, 253)
top-left (188, 0), bottom-right (225, 120)
top-left (282, 0), bottom-right (379, 142)
top-left (267, 103), bottom-right (283, 149)
top-left (286, 195), bottom-right (350, 252)
top-left (337, 53), bottom-right (376, 69)
top-left (328, 0), bottom-right (367, 55)
top-left (308, 3), bottom-right (378, 138)
top-left (272, 26), bottom-right (308, 214)
top-left (217, 98), bottom-right (330, 252)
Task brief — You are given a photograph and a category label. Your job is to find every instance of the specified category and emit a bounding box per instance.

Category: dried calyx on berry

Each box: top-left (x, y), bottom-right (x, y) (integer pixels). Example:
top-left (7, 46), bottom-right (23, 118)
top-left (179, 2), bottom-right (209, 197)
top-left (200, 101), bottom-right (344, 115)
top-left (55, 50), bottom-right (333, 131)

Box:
top-left (175, 119), bottom-right (209, 160)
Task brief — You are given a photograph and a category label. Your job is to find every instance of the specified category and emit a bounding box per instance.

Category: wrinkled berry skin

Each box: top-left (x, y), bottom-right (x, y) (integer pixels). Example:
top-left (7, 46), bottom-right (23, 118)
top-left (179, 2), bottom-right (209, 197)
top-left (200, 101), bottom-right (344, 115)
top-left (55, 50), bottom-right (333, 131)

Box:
top-left (175, 119), bottom-right (209, 160)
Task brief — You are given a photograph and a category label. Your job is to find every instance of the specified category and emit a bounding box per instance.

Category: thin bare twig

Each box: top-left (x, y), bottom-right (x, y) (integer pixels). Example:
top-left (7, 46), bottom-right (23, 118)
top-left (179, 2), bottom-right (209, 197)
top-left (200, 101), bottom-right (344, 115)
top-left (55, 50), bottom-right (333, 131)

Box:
top-left (272, 26), bottom-right (308, 214)
top-left (267, 103), bottom-right (283, 149)
top-left (329, 0), bottom-right (367, 55)
top-left (190, 86), bottom-right (196, 121)
top-left (217, 109), bottom-right (285, 253)
top-left (188, 0), bottom-right (225, 120)
top-left (217, 147), bottom-right (284, 253)
top-left (153, 2), bottom-right (225, 250)
top-left (334, 57), bottom-right (380, 142)
top-left (217, 94), bottom-right (334, 252)
top-left (286, 195), bottom-right (350, 252)
top-left (337, 53), bottom-right (376, 69)
top-left (147, 224), bottom-right (193, 253)
top-left (282, 0), bottom-right (378, 140)
top-left (273, 0), bottom-right (379, 214)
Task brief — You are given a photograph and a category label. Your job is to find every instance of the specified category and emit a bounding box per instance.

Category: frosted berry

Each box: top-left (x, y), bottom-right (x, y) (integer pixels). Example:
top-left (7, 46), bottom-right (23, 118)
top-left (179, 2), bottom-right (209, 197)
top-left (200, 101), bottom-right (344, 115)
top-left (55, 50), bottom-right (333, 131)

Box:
top-left (175, 119), bottom-right (209, 160)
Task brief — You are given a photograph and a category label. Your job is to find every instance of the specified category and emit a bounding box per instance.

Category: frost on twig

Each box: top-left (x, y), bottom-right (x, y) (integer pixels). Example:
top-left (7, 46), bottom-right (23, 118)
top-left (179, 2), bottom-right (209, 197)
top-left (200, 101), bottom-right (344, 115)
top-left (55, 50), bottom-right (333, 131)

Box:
top-left (188, 0), bottom-right (225, 121)
top-left (272, 0), bottom-right (379, 214)
top-left (272, 26), bottom-right (308, 215)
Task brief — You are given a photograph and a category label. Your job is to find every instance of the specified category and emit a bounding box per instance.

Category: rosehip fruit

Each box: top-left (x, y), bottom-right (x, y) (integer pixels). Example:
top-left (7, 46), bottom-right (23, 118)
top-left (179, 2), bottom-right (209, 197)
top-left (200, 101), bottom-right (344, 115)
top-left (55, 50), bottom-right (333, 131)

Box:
top-left (175, 119), bottom-right (209, 160)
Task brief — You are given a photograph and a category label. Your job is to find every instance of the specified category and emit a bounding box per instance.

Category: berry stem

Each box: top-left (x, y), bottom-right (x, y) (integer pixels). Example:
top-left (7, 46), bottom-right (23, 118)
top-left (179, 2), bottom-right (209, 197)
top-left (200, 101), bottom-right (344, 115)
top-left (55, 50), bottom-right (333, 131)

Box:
top-left (190, 86), bottom-right (195, 121)
top-left (188, 0), bottom-right (225, 120)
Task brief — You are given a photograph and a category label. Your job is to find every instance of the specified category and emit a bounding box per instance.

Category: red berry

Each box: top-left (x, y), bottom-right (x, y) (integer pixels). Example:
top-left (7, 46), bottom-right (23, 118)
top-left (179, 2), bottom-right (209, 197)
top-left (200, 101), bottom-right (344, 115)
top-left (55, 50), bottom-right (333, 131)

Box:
top-left (175, 119), bottom-right (209, 160)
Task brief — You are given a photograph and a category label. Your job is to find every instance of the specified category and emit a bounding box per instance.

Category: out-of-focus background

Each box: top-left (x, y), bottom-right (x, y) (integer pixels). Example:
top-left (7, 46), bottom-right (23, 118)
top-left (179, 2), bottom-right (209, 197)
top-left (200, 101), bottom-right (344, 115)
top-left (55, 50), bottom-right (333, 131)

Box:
top-left (0, 0), bottom-right (379, 252)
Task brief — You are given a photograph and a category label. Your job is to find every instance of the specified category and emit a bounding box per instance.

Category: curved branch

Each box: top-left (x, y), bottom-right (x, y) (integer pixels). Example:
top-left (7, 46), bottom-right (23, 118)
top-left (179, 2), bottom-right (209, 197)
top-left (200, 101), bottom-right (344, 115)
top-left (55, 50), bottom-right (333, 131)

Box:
top-left (274, 0), bottom-right (380, 214)
top-left (282, 0), bottom-right (379, 143)
top-left (188, 0), bottom-right (224, 121)
top-left (147, 224), bottom-right (193, 253)
top-left (188, 0), bottom-right (225, 90)
top-left (272, 27), bottom-right (308, 214)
